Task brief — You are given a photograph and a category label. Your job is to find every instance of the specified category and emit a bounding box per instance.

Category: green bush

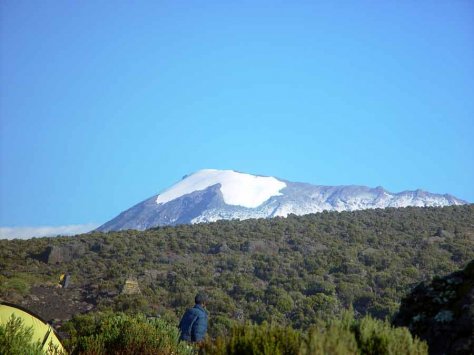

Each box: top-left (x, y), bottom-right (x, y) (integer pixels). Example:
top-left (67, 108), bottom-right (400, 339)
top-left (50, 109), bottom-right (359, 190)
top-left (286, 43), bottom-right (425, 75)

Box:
top-left (0, 315), bottom-right (44, 355)
top-left (202, 311), bottom-right (427, 355)
top-left (355, 316), bottom-right (428, 355)
top-left (63, 312), bottom-right (193, 355)
top-left (0, 314), bottom-right (67, 355)
top-left (354, 315), bottom-right (428, 355)
top-left (202, 321), bottom-right (301, 355)
top-left (300, 312), bottom-right (358, 355)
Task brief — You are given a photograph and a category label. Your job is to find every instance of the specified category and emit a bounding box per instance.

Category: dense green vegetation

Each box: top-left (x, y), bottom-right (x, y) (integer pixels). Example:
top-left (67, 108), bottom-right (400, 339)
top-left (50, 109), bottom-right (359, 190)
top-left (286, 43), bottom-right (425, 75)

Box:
top-left (2, 310), bottom-right (427, 355)
top-left (62, 312), bottom-right (193, 354)
top-left (202, 310), bottom-right (427, 355)
top-left (1, 205), bottom-right (473, 339)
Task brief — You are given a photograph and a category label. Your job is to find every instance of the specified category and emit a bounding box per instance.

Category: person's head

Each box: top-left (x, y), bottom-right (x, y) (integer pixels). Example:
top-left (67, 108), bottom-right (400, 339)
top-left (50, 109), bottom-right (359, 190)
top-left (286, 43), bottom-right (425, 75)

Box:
top-left (195, 292), bottom-right (208, 307)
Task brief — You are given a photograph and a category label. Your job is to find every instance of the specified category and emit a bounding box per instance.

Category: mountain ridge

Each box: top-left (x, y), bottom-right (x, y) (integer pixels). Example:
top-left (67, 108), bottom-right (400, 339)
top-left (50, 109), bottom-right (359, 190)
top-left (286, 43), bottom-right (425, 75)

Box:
top-left (97, 169), bottom-right (466, 232)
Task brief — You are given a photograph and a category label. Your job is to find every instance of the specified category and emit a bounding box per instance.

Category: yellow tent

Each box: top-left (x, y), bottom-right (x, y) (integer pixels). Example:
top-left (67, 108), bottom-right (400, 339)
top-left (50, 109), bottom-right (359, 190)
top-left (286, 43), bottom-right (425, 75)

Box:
top-left (0, 302), bottom-right (65, 354)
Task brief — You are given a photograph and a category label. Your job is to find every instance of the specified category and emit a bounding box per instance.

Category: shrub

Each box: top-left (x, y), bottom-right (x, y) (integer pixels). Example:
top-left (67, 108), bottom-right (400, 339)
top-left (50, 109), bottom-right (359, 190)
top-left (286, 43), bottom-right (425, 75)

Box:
top-left (0, 315), bottom-right (63, 355)
top-left (201, 321), bottom-right (301, 355)
top-left (202, 311), bottom-right (428, 355)
top-left (300, 312), bottom-right (358, 355)
top-left (353, 314), bottom-right (428, 355)
top-left (63, 312), bottom-right (193, 355)
top-left (0, 315), bottom-right (44, 355)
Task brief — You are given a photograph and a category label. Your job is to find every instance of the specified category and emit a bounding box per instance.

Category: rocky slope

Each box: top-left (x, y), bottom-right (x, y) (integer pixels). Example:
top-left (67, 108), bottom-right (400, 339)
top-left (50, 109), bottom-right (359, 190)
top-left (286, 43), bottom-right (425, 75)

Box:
top-left (394, 260), bottom-right (474, 355)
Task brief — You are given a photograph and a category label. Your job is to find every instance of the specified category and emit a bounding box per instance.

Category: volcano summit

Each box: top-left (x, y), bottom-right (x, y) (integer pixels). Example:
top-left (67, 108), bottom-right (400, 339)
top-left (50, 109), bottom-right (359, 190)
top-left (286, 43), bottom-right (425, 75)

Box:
top-left (97, 169), bottom-right (466, 232)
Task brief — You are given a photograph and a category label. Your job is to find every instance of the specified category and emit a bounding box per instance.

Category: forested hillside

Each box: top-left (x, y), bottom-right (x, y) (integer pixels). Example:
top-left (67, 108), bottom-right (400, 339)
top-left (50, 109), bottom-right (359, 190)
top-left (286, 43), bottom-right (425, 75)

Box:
top-left (1, 205), bottom-right (473, 337)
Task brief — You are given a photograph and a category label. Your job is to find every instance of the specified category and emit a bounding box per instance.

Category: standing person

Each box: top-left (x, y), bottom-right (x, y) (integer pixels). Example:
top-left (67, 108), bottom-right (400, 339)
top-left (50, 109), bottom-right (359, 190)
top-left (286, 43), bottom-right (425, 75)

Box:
top-left (178, 293), bottom-right (208, 343)
top-left (62, 272), bottom-right (71, 288)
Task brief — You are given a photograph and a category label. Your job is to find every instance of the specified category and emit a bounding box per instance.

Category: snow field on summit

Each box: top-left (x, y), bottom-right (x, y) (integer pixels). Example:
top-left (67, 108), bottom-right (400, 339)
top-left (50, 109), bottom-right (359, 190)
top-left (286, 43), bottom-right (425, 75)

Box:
top-left (155, 169), bottom-right (287, 208)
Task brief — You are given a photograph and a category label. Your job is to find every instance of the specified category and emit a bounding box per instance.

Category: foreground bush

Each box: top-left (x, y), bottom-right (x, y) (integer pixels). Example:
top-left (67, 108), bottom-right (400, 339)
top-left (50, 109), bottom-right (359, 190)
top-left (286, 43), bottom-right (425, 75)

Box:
top-left (202, 311), bottom-right (428, 355)
top-left (2, 310), bottom-right (427, 355)
top-left (0, 315), bottom-right (44, 355)
top-left (202, 321), bottom-right (301, 355)
top-left (0, 315), bottom-right (64, 355)
top-left (63, 312), bottom-right (193, 355)
top-left (352, 314), bottom-right (428, 355)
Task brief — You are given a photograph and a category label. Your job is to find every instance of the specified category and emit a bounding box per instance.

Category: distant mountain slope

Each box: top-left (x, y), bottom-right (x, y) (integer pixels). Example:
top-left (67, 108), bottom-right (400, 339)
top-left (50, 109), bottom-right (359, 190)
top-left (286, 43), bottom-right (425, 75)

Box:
top-left (97, 169), bottom-right (466, 232)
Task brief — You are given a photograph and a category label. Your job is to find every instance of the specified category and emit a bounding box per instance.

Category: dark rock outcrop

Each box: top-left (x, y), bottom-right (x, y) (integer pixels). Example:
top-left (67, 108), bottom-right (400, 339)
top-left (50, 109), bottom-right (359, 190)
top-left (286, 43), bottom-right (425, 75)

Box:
top-left (44, 244), bottom-right (86, 264)
top-left (394, 260), bottom-right (474, 355)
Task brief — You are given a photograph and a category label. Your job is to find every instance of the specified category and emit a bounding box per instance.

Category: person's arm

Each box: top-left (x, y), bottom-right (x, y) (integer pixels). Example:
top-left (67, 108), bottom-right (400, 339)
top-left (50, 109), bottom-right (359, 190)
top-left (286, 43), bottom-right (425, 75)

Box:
top-left (178, 313), bottom-right (185, 330)
top-left (191, 313), bottom-right (208, 342)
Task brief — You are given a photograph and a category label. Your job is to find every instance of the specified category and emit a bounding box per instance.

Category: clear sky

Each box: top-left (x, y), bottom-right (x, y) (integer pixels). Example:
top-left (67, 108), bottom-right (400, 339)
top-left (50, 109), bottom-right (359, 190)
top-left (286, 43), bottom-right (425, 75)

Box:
top-left (1, 1), bottom-right (473, 236)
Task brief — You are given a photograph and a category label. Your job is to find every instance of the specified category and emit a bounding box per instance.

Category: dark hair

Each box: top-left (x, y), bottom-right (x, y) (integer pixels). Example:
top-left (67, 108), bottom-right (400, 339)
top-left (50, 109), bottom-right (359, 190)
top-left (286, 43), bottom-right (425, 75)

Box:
top-left (195, 293), bottom-right (208, 305)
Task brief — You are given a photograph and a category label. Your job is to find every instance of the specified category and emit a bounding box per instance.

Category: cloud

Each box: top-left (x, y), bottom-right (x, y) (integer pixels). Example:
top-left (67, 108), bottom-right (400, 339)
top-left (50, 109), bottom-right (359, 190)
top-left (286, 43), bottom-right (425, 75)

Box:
top-left (0, 223), bottom-right (100, 240)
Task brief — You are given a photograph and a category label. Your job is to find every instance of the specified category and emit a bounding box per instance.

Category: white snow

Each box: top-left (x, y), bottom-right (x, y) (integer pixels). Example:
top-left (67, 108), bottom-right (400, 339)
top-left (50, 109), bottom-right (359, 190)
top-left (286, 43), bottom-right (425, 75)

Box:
top-left (156, 169), bottom-right (287, 208)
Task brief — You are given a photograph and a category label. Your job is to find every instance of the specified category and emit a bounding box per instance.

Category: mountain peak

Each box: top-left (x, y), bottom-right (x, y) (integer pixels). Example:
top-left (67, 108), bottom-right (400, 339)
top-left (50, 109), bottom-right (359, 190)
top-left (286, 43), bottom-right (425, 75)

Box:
top-left (97, 170), bottom-right (467, 232)
top-left (155, 169), bottom-right (286, 209)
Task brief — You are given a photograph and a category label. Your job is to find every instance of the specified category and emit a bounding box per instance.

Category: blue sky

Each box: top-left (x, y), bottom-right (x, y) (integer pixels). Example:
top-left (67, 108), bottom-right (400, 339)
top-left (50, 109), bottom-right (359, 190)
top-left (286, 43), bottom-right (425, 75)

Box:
top-left (1, 1), bottom-right (473, 236)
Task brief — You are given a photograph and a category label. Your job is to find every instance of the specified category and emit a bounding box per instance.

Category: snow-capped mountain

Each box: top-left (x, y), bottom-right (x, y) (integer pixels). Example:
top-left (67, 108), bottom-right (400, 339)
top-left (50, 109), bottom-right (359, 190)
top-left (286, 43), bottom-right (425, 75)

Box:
top-left (97, 169), bottom-right (467, 232)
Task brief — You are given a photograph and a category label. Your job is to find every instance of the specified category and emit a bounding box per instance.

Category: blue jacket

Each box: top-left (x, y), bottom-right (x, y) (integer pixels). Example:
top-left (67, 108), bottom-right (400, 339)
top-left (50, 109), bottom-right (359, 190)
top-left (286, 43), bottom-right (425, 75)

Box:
top-left (178, 304), bottom-right (208, 342)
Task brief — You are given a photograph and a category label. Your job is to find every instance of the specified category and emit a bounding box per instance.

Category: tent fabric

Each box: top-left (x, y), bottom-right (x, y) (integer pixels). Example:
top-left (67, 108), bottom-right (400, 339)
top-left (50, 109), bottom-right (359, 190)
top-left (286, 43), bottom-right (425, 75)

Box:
top-left (0, 302), bottom-right (65, 353)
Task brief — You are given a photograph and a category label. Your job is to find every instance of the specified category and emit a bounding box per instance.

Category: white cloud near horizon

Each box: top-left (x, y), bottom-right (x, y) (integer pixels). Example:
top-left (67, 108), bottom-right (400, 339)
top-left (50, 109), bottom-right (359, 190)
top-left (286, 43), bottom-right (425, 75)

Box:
top-left (0, 223), bottom-right (100, 240)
